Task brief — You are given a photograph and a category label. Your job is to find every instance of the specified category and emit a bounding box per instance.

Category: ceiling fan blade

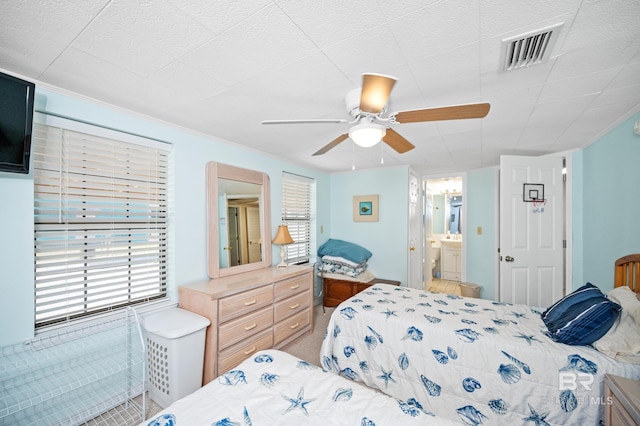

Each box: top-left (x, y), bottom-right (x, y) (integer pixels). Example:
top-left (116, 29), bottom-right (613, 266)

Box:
top-left (262, 118), bottom-right (348, 125)
top-left (312, 133), bottom-right (349, 156)
top-left (394, 102), bottom-right (490, 123)
top-left (382, 128), bottom-right (415, 153)
top-left (359, 73), bottom-right (397, 114)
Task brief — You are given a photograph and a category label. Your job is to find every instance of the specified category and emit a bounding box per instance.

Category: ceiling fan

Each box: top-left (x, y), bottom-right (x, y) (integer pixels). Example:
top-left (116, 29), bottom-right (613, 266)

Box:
top-left (262, 73), bottom-right (491, 156)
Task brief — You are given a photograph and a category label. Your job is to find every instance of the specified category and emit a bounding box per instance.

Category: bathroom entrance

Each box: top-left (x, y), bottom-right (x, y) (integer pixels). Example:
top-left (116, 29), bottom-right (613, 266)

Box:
top-left (424, 176), bottom-right (464, 292)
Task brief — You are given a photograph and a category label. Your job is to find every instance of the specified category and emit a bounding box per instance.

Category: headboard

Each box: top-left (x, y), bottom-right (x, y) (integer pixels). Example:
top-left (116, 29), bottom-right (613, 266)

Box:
top-left (614, 254), bottom-right (640, 294)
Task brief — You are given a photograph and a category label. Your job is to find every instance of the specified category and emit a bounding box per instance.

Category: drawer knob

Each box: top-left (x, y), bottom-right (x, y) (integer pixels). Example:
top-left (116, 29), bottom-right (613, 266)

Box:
top-left (290, 284), bottom-right (300, 289)
top-left (243, 346), bottom-right (256, 355)
top-left (244, 299), bottom-right (257, 306)
top-left (290, 322), bottom-right (300, 329)
top-left (244, 322), bottom-right (257, 331)
top-left (290, 303), bottom-right (300, 309)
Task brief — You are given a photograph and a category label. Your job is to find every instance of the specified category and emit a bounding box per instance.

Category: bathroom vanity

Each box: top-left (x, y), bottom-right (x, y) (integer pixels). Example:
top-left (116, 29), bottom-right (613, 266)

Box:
top-left (441, 239), bottom-right (462, 281)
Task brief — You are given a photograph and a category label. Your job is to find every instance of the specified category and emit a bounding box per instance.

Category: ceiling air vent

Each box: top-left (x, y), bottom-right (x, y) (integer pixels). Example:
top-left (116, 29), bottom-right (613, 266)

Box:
top-left (500, 23), bottom-right (563, 72)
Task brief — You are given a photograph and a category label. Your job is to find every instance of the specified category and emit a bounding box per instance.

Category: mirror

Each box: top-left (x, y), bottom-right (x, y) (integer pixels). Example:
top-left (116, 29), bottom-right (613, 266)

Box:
top-left (432, 194), bottom-right (462, 234)
top-left (427, 177), bottom-right (462, 236)
top-left (207, 162), bottom-right (271, 278)
top-left (448, 195), bottom-right (462, 234)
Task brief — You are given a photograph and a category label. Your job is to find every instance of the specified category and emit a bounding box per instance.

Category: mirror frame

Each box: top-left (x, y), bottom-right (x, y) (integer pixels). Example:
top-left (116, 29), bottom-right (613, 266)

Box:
top-left (206, 162), bottom-right (272, 278)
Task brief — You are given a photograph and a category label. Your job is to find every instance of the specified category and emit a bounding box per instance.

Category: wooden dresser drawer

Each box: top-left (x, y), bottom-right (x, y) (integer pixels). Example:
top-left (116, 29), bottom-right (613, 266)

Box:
top-left (218, 306), bottom-right (273, 351)
top-left (604, 374), bottom-right (640, 426)
top-left (178, 265), bottom-right (313, 384)
top-left (324, 278), bottom-right (356, 303)
top-left (274, 273), bottom-right (310, 301)
top-left (323, 277), bottom-right (400, 307)
top-left (274, 309), bottom-right (310, 345)
top-left (218, 329), bottom-right (273, 374)
top-left (274, 292), bottom-right (309, 323)
top-left (219, 285), bottom-right (272, 323)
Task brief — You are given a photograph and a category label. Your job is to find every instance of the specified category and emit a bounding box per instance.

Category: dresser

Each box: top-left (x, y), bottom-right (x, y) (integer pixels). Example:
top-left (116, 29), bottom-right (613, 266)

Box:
top-left (179, 265), bottom-right (313, 384)
top-left (604, 374), bottom-right (640, 426)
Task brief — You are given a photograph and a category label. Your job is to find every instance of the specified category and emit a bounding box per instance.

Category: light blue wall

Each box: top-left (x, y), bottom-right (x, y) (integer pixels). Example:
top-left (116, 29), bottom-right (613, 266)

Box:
top-left (0, 174), bottom-right (34, 345)
top-left (0, 87), bottom-right (332, 346)
top-left (329, 166), bottom-right (410, 284)
top-left (580, 112), bottom-right (640, 291)
top-left (465, 167), bottom-right (498, 300)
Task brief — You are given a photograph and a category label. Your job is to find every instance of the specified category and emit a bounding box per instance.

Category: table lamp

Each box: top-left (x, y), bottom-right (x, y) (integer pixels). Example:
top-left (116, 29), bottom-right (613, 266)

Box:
top-left (272, 225), bottom-right (294, 267)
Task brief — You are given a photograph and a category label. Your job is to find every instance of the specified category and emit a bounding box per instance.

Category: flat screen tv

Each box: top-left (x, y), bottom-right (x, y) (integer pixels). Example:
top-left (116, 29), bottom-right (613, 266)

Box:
top-left (0, 71), bottom-right (35, 174)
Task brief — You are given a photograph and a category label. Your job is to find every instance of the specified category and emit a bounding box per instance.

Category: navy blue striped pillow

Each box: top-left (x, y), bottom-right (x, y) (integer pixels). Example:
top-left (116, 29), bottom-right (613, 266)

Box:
top-left (541, 283), bottom-right (621, 345)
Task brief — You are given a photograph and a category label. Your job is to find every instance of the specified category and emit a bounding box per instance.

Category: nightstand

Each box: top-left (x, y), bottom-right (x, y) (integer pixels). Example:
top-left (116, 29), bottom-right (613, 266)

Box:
top-left (323, 277), bottom-right (401, 307)
top-left (604, 374), bottom-right (640, 426)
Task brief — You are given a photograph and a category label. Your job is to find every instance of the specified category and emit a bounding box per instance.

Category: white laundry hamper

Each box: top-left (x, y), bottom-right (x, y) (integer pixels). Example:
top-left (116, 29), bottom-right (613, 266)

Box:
top-left (142, 308), bottom-right (210, 408)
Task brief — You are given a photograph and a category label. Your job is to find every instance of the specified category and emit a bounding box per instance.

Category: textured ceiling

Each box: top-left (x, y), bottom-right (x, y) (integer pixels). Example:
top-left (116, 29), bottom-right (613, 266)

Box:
top-left (2, 0), bottom-right (639, 174)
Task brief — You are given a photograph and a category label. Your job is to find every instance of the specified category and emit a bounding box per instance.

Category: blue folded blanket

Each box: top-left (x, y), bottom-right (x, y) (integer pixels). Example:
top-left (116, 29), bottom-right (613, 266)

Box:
top-left (317, 238), bottom-right (372, 264)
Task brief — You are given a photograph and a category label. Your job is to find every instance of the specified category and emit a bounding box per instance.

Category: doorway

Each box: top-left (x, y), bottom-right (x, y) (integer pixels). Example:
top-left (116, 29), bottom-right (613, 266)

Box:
top-left (424, 176), bottom-right (464, 292)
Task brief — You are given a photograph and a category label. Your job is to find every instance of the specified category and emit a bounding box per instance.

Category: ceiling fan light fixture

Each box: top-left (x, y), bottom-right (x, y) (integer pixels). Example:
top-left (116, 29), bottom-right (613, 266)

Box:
top-left (349, 122), bottom-right (386, 147)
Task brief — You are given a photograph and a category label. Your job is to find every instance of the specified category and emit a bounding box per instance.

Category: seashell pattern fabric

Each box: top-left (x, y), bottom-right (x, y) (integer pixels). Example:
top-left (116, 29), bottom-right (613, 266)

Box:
top-left (142, 349), bottom-right (451, 426)
top-left (320, 284), bottom-right (640, 425)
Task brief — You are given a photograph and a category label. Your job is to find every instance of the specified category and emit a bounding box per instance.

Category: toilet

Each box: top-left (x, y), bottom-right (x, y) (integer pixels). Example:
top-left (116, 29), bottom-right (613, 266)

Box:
top-left (429, 241), bottom-right (441, 277)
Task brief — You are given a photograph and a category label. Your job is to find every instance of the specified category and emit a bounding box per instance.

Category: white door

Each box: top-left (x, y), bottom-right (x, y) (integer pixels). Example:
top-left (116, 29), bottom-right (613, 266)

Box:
top-left (246, 206), bottom-right (261, 263)
top-left (408, 170), bottom-right (423, 289)
top-left (499, 155), bottom-right (564, 306)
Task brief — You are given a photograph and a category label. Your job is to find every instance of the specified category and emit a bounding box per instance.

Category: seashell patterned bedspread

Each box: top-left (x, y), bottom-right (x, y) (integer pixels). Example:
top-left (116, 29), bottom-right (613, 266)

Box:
top-left (142, 349), bottom-right (459, 426)
top-left (319, 284), bottom-right (640, 425)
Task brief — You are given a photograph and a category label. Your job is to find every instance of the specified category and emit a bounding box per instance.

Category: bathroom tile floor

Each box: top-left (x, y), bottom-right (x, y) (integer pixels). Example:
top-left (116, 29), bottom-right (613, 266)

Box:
top-left (428, 278), bottom-right (462, 296)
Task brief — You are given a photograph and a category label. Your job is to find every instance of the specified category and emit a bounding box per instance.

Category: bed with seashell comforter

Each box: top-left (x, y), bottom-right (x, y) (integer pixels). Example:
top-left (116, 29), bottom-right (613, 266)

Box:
top-left (142, 349), bottom-right (459, 426)
top-left (319, 284), bottom-right (640, 426)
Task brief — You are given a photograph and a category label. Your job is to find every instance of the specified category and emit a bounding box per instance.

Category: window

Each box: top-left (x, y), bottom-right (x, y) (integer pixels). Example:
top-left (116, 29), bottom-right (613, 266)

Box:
top-left (33, 115), bottom-right (170, 327)
top-left (281, 172), bottom-right (314, 264)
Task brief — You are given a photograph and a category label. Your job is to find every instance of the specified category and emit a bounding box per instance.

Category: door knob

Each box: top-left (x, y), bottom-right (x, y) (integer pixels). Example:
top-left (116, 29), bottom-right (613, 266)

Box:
top-left (505, 256), bottom-right (515, 262)
top-left (410, 246), bottom-right (415, 251)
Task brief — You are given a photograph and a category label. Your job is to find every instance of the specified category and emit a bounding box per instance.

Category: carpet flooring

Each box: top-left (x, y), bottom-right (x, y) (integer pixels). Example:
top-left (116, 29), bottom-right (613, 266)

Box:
top-left (280, 304), bottom-right (334, 366)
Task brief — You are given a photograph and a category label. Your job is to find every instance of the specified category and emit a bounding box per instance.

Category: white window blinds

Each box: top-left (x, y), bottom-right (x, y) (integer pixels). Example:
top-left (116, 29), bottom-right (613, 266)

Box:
top-left (33, 118), bottom-right (170, 327)
top-left (281, 172), bottom-right (314, 264)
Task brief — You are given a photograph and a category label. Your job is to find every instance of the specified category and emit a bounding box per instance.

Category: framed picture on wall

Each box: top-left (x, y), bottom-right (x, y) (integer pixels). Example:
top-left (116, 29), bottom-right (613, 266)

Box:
top-left (353, 194), bottom-right (379, 222)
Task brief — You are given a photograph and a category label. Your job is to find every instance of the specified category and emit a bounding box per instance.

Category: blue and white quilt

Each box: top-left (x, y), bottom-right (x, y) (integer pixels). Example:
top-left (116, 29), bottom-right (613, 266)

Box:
top-left (319, 284), bottom-right (640, 425)
top-left (143, 349), bottom-right (458, 426)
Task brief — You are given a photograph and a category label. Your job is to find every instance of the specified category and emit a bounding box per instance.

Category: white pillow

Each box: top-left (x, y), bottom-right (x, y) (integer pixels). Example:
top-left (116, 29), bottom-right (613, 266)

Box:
top-left (608, 286), bottom-right (640, 326)
top-left (592, 286), bottom-right (640, 358)
top-left (593, 311), bottom-right (640, 357)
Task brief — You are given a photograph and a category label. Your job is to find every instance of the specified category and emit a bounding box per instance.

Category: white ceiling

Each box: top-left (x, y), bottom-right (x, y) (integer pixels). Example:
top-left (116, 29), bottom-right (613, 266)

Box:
top-left (2, 0), bottom-right (639, 174)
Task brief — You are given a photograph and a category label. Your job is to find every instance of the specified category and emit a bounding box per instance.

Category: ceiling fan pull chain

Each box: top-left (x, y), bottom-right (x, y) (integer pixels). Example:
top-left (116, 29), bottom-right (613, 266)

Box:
top-left (380, 140), bottom-right (384, 164)
top-left (352, 142), bottom-right (356, 170)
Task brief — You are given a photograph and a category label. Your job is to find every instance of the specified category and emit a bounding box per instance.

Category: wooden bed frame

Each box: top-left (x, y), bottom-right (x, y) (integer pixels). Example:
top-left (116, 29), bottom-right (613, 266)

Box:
top-left (615, 254), bottom-right (640, 294)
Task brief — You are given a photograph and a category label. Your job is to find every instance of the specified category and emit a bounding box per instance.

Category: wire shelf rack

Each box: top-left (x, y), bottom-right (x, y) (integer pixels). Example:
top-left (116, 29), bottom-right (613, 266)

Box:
top-left (0, 308), bottom-right (146, 426)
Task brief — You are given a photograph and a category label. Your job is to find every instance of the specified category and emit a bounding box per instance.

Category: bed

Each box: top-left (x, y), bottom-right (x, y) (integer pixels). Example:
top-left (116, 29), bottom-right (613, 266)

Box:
top-left (142, 349), bottom-right (459, 425)
top-left (319, 258), bottom-right (640, 425)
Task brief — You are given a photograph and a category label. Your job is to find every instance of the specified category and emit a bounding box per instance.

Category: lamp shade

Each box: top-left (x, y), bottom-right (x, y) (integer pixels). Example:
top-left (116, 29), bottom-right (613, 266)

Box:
top-left (272, 225), bottom-right (294, 245)
top-left (349, 122), bottom-right (386, 148)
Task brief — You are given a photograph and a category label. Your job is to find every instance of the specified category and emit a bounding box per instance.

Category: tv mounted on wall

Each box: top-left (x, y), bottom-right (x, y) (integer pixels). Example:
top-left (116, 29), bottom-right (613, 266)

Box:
top-left (0, 71), bottom-right (35, 174)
